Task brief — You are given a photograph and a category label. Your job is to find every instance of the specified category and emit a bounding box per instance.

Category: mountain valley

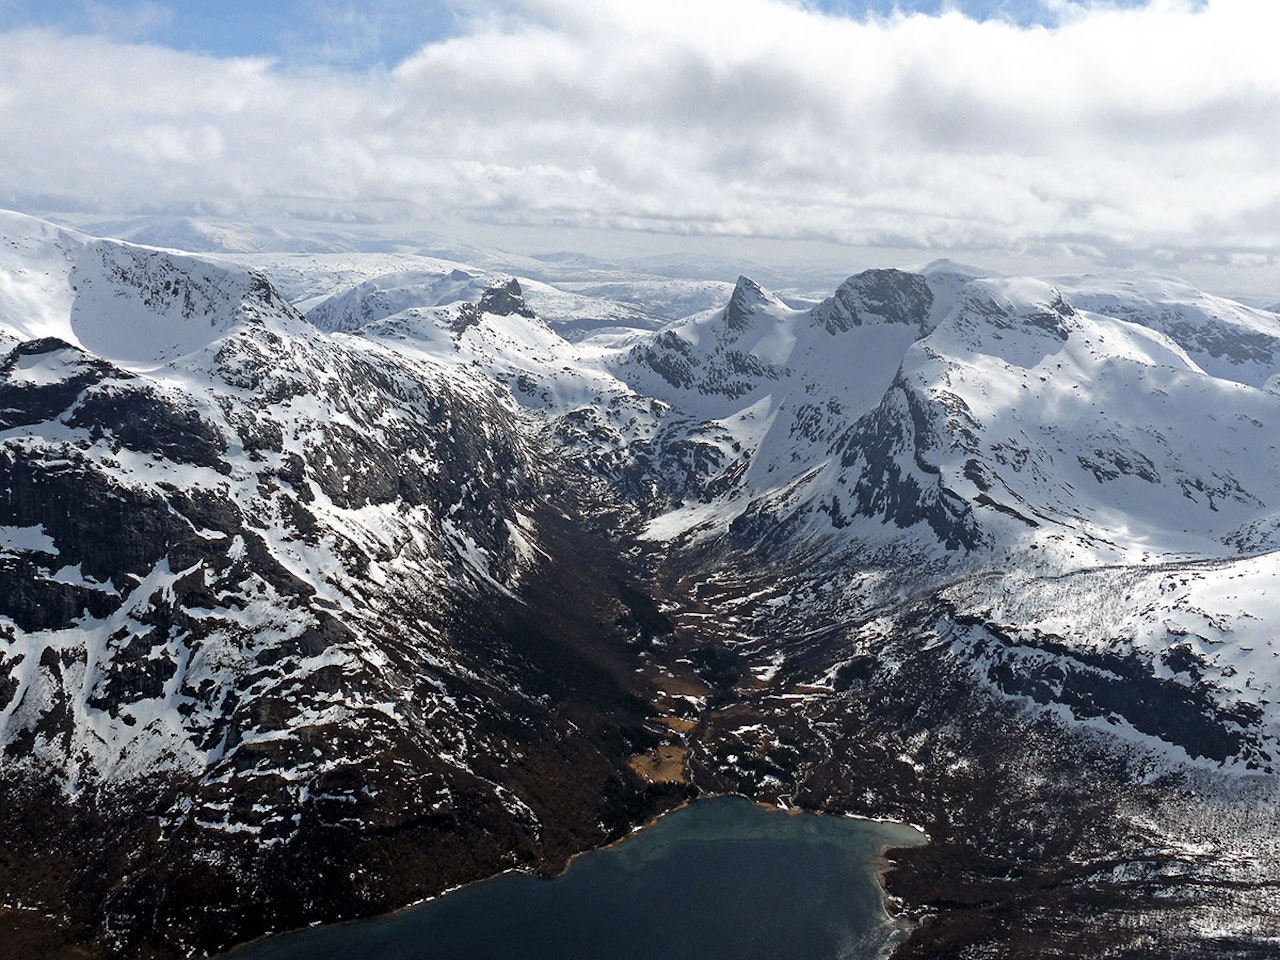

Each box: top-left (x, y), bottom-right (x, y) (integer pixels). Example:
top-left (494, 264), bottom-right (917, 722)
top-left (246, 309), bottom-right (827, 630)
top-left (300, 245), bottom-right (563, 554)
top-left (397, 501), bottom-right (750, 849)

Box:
top-left (1, 210), bottom-right (1278, 959)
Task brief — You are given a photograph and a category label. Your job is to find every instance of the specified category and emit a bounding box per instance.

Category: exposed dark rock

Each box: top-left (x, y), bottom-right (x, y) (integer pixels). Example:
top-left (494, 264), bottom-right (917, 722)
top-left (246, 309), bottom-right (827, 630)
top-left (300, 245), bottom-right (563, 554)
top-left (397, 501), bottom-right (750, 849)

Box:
top-left (478, 278), bottom-right (535, 319)
top-left (721, 276), bottom-right (770, 333)
top-left (836, 379), bottom-right (979, 550)
top-left (66, 385), bottom-right (227, 470)
top-left (630, 331), bottom-right (697, 390)
top-left (811, 268), bottom-right (934, 335)
top-left (0, 339), bottom-right (124, 429)
top-left (0, 448), bottom-right (192, 583)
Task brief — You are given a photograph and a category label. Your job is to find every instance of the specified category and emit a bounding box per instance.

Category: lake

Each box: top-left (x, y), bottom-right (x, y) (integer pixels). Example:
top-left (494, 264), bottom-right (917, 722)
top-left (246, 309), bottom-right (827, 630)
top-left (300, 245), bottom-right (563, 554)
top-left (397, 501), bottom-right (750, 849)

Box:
top-left (224, 796), bottom-right (927, 960)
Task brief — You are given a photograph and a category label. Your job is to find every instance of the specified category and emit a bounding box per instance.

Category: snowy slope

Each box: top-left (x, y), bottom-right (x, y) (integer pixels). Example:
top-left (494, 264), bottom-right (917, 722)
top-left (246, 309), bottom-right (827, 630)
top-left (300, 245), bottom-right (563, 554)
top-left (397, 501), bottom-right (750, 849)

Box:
top-left (303, 264), bottom-right (496, 333)
top-left (615, 268), bottom-right (1280, 564)
top-left (0, 210), bottom-right (314, 369)
top-left (943, 553), bottom-right (1280, 765)
top-left (815, 275), bottom-right (1280, 564)
top-left (0, 210), bottom-right (84, 347)
top-left (0, 216), bottom-right (557, 798)
top-left (1054, 273), bottom-right (1280, 388)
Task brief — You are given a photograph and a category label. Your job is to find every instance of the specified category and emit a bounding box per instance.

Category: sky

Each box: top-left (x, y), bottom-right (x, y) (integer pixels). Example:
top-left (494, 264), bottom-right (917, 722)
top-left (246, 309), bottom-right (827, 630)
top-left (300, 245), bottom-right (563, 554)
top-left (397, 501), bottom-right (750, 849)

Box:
top-left (1, 0), bottom-right (1277, 298)
top-left (0, 1), bottom-right (1166, 64)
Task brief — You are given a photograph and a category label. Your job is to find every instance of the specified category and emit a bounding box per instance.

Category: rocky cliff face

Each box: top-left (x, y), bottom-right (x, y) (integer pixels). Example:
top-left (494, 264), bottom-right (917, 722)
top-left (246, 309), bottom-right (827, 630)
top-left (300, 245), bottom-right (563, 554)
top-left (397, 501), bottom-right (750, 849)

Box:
top-left (2, 212), bottom-right (1279, 958)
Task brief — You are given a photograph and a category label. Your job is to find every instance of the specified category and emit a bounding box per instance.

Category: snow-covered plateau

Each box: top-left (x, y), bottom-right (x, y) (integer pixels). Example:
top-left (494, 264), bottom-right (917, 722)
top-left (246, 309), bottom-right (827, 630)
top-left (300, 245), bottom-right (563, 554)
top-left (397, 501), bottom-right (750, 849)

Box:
top-left (1, 210), bottom-right (1278, 959)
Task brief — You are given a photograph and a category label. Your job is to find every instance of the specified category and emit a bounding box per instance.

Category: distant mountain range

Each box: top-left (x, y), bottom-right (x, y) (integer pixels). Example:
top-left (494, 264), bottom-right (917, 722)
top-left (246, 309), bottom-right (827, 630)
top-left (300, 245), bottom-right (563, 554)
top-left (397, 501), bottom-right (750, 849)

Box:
top-left (2, 210), bottom-right (1278, 959)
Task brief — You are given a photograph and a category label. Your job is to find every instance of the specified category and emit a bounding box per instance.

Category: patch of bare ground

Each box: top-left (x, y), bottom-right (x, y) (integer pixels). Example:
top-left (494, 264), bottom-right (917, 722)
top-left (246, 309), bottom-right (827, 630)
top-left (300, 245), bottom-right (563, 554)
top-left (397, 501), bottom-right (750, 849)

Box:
top-left (629, 745), bottom-right (691, 784)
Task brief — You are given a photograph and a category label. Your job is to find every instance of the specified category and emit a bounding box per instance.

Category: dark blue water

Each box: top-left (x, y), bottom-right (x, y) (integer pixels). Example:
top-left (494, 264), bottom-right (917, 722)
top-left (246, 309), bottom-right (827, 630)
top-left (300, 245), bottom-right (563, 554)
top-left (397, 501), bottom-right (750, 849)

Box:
top-left (225, 797), bottom-right (926, 960)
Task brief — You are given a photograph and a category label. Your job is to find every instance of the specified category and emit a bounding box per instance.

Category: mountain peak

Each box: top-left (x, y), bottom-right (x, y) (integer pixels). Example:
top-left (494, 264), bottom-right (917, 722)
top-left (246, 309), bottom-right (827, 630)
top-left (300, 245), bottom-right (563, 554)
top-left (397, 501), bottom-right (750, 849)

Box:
top-left (810, 268), bottom-right (933, 335)
top-left (478, 277), bottom-right (536, 319)
top-left (721, 275), bottom-right (781, 334)
top-left (918, 257), bottom-right (993, 280)
top-left (69, 240), bottom-right (299, 367)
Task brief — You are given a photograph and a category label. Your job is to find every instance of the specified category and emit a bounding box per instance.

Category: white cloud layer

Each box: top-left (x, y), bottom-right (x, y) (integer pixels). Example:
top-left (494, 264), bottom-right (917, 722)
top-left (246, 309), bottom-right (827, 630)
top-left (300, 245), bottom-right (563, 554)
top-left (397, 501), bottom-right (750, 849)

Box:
top-left (1, 0), bottom-right (1278, 289)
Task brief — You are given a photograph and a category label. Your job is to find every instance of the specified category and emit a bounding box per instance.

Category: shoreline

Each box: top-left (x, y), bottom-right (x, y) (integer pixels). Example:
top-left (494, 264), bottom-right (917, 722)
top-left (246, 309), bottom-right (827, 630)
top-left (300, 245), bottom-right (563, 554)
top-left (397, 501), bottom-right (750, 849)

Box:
top-left (218, 795), bottom-right (702, 956)
top-left (220, 792), bottom-right (930, 958)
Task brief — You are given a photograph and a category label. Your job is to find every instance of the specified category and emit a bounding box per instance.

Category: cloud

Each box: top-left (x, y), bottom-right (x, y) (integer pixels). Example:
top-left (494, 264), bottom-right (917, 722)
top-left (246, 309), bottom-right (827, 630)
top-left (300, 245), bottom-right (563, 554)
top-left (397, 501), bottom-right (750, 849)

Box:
top-left (82, 1), bottom-right (174, 41)
top-left (0, 0), bottom-right (1277, 286)
top-left (276, 0), bottom-right (459, 67)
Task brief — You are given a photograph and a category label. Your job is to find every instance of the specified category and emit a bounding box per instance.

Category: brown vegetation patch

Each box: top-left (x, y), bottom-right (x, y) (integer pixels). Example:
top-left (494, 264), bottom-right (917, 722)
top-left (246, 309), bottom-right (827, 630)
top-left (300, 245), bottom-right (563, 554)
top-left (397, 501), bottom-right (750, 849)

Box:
top-left (659, 716), bottom-right (697, 735)
top-left (629, 745), bottom-right (690, 784)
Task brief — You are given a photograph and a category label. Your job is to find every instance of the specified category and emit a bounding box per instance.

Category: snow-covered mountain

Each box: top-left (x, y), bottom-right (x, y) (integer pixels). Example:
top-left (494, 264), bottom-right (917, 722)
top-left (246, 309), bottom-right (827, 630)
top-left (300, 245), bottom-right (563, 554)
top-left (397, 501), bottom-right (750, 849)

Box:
top-left (597, 262), bottom-right (1280, 769)
top-left (2, 211), bottom-right (547, 779)
top-left (0, 212), bottom-right (690, 958)
top-left (3, 210), bottom-right (1279, 959)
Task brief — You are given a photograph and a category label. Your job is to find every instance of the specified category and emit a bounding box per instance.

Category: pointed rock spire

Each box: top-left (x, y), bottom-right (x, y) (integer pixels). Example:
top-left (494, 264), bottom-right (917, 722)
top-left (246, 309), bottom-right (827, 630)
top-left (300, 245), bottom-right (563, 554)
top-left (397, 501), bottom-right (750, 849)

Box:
top-left (478, 278), bottom-right (535, 319)
top-left (722, 275), bottom-right (781, 334)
